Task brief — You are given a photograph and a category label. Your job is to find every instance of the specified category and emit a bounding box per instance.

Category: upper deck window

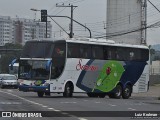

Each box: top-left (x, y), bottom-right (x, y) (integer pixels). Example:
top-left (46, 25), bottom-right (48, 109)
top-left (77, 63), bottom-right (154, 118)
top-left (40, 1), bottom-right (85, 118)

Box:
top-left (22, 41), bottom-right (54, 58)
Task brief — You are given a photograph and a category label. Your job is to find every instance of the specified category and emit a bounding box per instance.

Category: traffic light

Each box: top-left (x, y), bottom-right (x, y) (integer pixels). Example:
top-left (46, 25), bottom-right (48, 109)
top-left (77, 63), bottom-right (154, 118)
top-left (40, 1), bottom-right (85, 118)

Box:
top-left (41, 10), bottom-right (47, 22)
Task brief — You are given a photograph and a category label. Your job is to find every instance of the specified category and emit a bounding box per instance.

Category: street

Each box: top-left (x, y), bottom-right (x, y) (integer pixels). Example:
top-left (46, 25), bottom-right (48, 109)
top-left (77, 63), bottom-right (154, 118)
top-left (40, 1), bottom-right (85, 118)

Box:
top-left (0, 86), bottom-right (159, 120)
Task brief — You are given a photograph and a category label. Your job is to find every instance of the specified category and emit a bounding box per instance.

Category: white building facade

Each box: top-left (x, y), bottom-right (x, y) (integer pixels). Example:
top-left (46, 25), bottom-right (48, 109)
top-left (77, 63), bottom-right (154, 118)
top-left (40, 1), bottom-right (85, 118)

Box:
top-left (0, 16), bottom-right (13, 46)
top-left (0, 16), bottom-right (52, 46)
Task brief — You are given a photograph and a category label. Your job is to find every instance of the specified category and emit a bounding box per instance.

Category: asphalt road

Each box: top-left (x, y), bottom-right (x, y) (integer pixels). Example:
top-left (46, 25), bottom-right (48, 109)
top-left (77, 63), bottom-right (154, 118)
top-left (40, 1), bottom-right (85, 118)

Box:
top-left (0, 88), bottom-right (159, 120)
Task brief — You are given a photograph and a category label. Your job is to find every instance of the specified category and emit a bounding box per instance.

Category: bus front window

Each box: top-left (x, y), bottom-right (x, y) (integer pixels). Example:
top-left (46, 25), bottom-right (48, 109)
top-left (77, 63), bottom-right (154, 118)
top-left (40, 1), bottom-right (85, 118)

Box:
top-left (19, 60), bottom-right (50, 80)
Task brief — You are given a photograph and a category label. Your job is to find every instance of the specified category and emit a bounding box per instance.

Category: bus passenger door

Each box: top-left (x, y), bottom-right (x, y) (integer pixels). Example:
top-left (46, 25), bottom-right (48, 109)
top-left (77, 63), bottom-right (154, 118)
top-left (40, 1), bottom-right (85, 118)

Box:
top-left (50, 66), bottom-right (59, 92)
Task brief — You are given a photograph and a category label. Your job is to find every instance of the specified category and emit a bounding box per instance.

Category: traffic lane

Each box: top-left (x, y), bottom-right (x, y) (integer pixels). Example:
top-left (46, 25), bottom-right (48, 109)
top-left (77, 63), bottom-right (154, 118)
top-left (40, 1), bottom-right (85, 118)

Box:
top-left (0, 90), bottom-right (79, 120)
top-left (1, 90), bottom-right (131, 111)
top-left (3, 89), bottom-right (160, 112)
top-left (1, 89), bottom-right (108, 120)
top-left (1, 89), bottom-right (160, 120)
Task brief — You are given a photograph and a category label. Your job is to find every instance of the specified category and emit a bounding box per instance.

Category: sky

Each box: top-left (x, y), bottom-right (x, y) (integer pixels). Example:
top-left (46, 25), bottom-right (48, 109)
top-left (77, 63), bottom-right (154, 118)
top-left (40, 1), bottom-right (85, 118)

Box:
top-left (0, 0), bottom-right (160, 45)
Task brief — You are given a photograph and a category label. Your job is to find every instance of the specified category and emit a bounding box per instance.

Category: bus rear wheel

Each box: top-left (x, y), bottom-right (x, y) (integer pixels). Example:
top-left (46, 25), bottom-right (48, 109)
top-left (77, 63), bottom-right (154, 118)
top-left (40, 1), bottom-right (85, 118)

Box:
top-left (108, 85), bottom-right (122, 99)
top-left (63, 83), bottom-right (73, 97)
top-left (122, 85), bottom-right (132, 99)
top-left (37, 92), bottom-right (44, 97)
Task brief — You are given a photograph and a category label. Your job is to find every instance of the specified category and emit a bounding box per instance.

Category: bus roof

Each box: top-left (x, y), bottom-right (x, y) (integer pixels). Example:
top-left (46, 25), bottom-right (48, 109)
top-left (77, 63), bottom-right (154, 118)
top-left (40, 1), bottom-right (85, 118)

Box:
top-left (67, 38), bottom-right (149, 49)
top-left (30, 38), bottom-right (148, 49)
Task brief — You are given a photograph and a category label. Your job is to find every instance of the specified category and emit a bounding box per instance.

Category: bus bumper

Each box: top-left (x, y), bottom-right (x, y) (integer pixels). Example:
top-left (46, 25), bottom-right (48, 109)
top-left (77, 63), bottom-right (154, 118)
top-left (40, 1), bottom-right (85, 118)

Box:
top-left (18, 85), bottom-right (50, 92)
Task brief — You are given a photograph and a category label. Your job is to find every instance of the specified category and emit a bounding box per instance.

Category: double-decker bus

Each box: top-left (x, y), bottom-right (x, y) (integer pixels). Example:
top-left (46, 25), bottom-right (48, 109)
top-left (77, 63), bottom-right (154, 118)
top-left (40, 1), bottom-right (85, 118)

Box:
top-left (17, 38), bottom-right (149, 99)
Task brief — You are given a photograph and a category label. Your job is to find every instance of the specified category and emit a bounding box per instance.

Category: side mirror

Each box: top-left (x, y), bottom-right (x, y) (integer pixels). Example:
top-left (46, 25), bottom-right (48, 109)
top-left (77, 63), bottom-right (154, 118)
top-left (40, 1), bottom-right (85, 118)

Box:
top-left (46, 60), bottom-right (52, 71)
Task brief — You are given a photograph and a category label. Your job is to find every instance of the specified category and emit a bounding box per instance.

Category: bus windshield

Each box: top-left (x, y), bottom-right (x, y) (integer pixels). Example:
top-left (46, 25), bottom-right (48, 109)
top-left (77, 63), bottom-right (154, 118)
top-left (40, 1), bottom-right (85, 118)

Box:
top-left (18, 60), bottom-right (50, 80)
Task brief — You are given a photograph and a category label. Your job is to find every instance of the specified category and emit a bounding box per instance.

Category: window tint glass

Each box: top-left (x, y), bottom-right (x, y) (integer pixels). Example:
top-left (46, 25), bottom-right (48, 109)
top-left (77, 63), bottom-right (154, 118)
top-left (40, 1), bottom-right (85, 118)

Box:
top-left (104, 46), bottom-right (117, 60)
top-left (141, 49), bottom-right (149, 61)
top-left (51, 43), bottom-right (66, 79)
top-left (53, 43), bottom-right (66, 58)
top-left (22, 42), bottom-right (53, 58)
top-left (67, 43), bottom-right (80, 58)
top-left (92, 45), bottom-right (103, 59)
top-left (80, 44), bottom-right (91, 59)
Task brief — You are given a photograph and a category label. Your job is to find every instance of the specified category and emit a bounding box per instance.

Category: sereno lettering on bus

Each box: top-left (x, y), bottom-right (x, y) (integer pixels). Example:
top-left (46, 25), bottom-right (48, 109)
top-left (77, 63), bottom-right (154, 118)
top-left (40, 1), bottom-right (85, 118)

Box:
top-left (76, 59), bottom-right (98, 71)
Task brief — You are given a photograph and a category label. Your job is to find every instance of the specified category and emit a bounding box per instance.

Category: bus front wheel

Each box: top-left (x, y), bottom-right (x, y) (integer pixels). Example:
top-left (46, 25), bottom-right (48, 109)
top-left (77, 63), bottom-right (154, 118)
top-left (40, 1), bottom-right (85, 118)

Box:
top-left (37, 92), bottom-right (44, 97)
top-left (122, 85), bottom-right (132, 99)
top-left (63, 83), bottom-right (73, 97)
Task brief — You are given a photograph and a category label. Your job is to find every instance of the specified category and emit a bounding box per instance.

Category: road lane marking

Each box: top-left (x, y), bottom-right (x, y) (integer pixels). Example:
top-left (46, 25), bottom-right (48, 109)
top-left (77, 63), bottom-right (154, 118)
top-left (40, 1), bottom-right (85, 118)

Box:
top-left (0, 90), bottom-right (88, 120)
top-left (60, 102), bottom-right (77, 104)
top-left (108, 104), bottom-right (117, 106)
top-left (0, 102), bottom-right (21, 105)
top-left (61, 112), bottom-right (69, 115)
top-left (128, 108), bottom-right (136, 111)
top-left (78, 118), bottom-right (88, 120)
top-left (42, 106), bottom-right (48, 108)
top-left (54, 109), bottom-right (61, 112)
top-left (0, 90), bottom-right (60, 112)
top-left (95, 101), bottom-right (101, 103)
top-left (7, 90), bottom-right (13, 92)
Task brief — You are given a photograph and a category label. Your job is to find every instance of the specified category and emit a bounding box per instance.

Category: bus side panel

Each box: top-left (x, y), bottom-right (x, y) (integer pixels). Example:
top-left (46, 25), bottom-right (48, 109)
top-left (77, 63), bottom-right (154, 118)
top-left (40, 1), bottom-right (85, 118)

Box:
top-left (50, 58), bottom-right (89, 93)
top-left (76, 59), bottom-right (125, 93)
top-left (120, 61), bottom-right (147, 88)
top-left (133, 64), bottom-right (149, 93)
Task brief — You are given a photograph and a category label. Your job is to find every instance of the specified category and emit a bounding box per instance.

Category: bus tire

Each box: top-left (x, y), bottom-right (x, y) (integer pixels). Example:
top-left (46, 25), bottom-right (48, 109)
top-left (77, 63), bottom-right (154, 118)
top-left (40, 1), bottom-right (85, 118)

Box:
top-left (63, 83), bottom-right (73, 97)
top-left (37, 92), bottom-right (44, 97)
top-left (109, 85), bottom-right (122, 99)
top-left (87, 93), bottom-right (98, 97)
top-left (114, 85), bottom-right (122, 99)
top-left (122, 85), bottom-right (132, 99)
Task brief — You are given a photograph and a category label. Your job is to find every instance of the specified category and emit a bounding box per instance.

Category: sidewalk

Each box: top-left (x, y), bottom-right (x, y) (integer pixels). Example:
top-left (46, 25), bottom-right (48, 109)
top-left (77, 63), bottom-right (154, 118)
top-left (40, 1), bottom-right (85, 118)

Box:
top-left (132, 84), bottom-right (160, 99)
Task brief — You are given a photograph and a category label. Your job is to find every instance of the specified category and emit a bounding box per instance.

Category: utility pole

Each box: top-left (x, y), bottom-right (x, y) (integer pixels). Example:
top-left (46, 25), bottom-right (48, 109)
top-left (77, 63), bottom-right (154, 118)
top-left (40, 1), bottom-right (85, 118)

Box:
top-left (56, 4), bottom-right (78, 38)
top-left (141, 0), bottom-right (147, 45)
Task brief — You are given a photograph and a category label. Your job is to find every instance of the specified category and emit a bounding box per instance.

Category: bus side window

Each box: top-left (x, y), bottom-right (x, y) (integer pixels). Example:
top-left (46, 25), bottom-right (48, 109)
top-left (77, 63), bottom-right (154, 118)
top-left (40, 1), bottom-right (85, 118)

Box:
top-left (92, 45), bottom-right (103, 59)
top-left (80, 44), bottom-right (91, 59)
top-left (53, 44), bottom-right (66, 58)
top-left (129, 51), bottom-right (135, 60)
top-left (67, 43), bottom-right (80, 58)
top-left (104, 47), bottom-right (112, 60)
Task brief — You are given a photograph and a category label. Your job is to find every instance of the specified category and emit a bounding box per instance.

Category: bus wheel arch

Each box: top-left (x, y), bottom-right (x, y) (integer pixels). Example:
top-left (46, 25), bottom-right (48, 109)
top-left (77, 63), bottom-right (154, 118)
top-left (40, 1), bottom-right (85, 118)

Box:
top-left (122, 83), bottom-right (132, 99)
top-left (63, 81), bottom-right (74, 97)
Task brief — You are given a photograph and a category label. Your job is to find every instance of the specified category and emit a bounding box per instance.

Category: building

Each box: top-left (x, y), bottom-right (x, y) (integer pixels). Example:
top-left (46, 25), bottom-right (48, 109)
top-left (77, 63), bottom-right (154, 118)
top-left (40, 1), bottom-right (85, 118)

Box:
top-left (107, 0), bottom-right (147, 45)
top-left (150, 61), bottom-right (160, 75)
top-left (0, 16), bottom-right (52, 46)
top-left (0, 16), bottom-right (13, 46)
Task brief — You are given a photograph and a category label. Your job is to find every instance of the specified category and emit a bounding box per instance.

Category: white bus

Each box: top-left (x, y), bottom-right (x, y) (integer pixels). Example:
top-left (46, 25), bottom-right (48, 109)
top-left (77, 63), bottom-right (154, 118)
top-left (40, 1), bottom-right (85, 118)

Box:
top-left (17, 38), bottom-right (149, 99)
